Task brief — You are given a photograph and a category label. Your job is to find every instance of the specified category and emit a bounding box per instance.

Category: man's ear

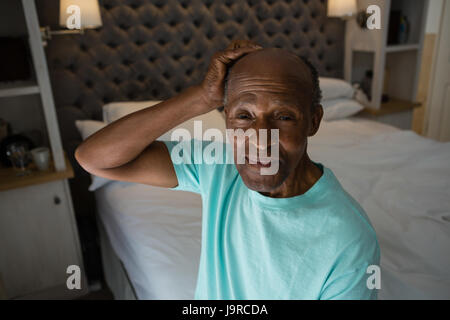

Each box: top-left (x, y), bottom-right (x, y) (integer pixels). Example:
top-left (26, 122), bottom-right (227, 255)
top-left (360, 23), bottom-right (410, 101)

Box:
top-left (308, 104), bottom-right (323, 136)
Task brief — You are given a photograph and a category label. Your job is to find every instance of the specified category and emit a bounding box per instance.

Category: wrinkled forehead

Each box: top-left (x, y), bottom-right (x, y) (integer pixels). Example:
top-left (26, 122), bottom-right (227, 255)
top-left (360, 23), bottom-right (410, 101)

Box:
top-left (226, 48), bottom-right (313, 104)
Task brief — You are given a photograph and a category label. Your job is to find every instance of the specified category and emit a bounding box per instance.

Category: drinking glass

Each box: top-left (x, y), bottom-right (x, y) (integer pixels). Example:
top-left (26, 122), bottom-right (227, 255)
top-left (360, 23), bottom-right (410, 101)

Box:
top-left (6, 143), bottom-right (31, 176)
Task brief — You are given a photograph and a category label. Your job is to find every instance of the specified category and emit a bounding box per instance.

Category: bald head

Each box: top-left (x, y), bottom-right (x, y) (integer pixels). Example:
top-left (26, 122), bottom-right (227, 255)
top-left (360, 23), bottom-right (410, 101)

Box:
top-left (222, 48), bottom-right (324, 195)
top-left (223, 48), bottom-right (321, 110)
top-left (229, 48), bottom-right (312, 84)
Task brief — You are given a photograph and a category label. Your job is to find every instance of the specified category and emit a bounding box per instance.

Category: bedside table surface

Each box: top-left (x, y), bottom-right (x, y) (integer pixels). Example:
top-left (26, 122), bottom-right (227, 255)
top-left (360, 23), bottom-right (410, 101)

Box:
top-left (0, 153), bottom-right (74, 192)
top-left (360, 99), bottom-right (421, 116)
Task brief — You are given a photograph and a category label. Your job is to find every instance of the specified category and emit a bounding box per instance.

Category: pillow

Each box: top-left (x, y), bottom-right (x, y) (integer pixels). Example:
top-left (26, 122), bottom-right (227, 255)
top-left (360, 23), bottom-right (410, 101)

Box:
top-left (75, 119), bottom-right (106, 138)
top-left (103, 100), bottom-right (162, 123)
top-left (75, 120), bottom-right (112, 191)
top-left (321, 98), bottom-right (364, 121)
top-left (159, 109), bottom-right (227, 141)
top-left (103, 100), bottom-right (227, 141)
top-left (319, 77), bottom-right (355, 101)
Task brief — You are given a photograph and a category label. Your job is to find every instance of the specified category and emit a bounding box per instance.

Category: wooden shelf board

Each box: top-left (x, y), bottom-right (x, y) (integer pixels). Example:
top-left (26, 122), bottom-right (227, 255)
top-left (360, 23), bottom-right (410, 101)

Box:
top-left (386, 44), bottom-right (420, 53)
top-left (0, 81), bottom-right (40, 98)
top-left (0, 153), bottom-right (73, 192)
top-left (361, 99), bottom-right (421, 116)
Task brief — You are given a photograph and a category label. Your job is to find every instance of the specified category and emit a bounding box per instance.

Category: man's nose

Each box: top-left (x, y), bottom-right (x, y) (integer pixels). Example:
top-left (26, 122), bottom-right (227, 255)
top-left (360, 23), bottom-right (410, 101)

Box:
top-left (248, 119), bottom-right (277, 150)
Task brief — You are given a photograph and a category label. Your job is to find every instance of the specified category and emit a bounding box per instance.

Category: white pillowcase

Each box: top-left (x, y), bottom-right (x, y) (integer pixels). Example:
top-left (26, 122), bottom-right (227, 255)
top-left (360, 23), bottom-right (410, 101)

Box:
top-left (103, 100), bottom-right (162, 123)
top-left (75, 119), bottom-right (106, 138)
top-left (75, 120), bottom-right (113, 191)
top-left (321, 98), bottom-right (364, 121)
top-left (319, 77), bottom-right (355, 101)
top-left (103, 100), bottom-right (227, 141)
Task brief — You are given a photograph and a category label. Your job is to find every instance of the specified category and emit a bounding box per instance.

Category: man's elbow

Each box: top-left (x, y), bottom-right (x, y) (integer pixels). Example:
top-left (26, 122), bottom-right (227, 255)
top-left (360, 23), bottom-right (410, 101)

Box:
top-left (74, 145), bottom-right (94, 173)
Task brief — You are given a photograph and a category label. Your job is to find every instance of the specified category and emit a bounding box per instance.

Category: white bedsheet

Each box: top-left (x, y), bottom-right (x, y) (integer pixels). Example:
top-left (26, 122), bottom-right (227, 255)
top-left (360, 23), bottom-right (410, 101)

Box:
top-left (96, 184), bottom-right (202, 299)
top-left (95, 118), bottom-right (450, 299)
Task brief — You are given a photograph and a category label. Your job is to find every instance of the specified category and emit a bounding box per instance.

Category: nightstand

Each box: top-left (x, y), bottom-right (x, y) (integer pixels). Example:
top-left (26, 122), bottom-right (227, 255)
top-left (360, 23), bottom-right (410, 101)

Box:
top-left (0, 154), bottom-right (88, 299)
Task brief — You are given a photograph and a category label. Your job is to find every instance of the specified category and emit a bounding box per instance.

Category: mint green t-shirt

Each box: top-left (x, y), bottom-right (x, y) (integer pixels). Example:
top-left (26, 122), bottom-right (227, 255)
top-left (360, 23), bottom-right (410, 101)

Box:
top-left (164, 140), bottom-right (380, 300)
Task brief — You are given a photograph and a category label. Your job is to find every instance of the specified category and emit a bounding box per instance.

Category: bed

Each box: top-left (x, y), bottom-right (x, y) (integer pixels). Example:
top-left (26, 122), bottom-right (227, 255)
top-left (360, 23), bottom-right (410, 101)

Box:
top-left (92, 116), bottom-right (450, 300)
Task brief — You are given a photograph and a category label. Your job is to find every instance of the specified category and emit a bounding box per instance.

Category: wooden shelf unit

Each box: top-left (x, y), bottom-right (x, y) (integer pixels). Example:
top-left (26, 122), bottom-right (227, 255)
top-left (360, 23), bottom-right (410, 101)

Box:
top-left (0, 0), bottom-right (87, 299)
top-left (345, 0), bottom-right (429, 110)
top-left (0, 81), bottom-right (40, 98)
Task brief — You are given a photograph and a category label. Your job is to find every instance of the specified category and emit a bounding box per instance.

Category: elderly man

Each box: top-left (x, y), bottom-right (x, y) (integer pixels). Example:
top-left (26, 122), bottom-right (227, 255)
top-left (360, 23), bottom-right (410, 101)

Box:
top-left (75, 40), bottom-right (380, 300)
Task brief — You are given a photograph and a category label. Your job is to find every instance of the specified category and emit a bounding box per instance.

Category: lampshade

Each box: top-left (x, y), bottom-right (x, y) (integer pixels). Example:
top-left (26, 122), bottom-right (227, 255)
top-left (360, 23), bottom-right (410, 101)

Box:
top-left (327, 0), bottom-right (357, 17)
top-left (59, 0), bottom-right (102, 29)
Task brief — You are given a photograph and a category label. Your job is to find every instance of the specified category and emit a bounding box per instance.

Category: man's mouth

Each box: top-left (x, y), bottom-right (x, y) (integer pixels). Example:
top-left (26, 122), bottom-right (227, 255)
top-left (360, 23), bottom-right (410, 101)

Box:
top-left (245, 155), bottom-right (278, 168)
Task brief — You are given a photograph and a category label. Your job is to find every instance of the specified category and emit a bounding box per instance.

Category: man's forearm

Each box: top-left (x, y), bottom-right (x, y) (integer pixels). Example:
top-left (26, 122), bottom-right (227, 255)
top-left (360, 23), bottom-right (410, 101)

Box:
top-left (75, 85), bottom-right (209, 170)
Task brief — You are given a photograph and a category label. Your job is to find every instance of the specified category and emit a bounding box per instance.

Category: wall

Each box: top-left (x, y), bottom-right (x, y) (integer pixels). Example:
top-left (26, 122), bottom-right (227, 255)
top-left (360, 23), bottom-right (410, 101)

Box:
top-left (425, 0), bottom-right (443, 33)
top-left (412, 0), bottom-right (444, 134)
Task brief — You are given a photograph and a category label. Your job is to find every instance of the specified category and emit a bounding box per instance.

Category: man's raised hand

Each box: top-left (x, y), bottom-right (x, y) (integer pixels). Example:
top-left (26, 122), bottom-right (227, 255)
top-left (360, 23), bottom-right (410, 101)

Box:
top-left (199, 40), bottom-right (262, 112)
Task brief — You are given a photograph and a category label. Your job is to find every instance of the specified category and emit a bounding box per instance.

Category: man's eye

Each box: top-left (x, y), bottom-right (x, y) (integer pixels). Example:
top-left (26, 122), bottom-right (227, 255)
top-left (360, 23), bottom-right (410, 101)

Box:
top-left (237, 114), bottom-right (251, 120)
top-left (278, 115), bottom-right (293, 121)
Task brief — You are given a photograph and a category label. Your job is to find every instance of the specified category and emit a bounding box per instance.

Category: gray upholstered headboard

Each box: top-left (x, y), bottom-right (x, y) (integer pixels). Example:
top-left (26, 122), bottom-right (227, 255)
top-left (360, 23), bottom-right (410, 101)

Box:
top-left (44, 0), bottom-right (344, 221)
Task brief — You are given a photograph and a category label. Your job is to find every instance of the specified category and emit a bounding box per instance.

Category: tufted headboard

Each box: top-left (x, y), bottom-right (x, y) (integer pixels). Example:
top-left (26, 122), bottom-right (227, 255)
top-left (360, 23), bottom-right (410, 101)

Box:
top-left (43, 0), bottom-right (344, 223)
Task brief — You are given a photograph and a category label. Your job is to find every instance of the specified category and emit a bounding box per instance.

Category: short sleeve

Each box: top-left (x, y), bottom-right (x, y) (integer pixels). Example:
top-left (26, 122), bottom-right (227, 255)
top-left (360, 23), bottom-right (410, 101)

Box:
top-left (163, 139), bottom-right (232, 195)
top-left (319, 265), bottom-right (378, 300)
top-left (163, 140), bottom-right (202, 194)
top-left (319, 239), bottom-right (381, 300)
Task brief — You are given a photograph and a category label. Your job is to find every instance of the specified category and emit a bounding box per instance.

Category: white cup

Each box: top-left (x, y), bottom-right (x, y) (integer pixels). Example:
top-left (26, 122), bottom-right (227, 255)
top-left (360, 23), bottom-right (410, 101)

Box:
top-left (31, 147), bottom-right (51, 171)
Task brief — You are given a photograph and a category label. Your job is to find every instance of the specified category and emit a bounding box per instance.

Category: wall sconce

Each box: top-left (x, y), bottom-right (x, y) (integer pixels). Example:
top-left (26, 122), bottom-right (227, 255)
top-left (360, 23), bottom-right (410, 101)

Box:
top-left (327, 0), bottom-right (357, 19)
top-left (327, 0), bottom-right (369, 28)
top-left (41, 0), bottom-right (102, 44)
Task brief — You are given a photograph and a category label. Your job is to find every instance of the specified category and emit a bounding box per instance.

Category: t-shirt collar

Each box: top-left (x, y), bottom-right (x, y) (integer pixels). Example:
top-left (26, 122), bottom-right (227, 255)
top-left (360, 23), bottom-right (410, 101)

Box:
top-left (246, 163), bottom-right (330, 209)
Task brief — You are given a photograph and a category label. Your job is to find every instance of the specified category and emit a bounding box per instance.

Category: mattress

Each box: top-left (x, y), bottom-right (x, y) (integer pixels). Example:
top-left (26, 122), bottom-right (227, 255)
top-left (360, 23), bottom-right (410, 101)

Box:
top-left (95, 118), bottom-right (450, 299)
